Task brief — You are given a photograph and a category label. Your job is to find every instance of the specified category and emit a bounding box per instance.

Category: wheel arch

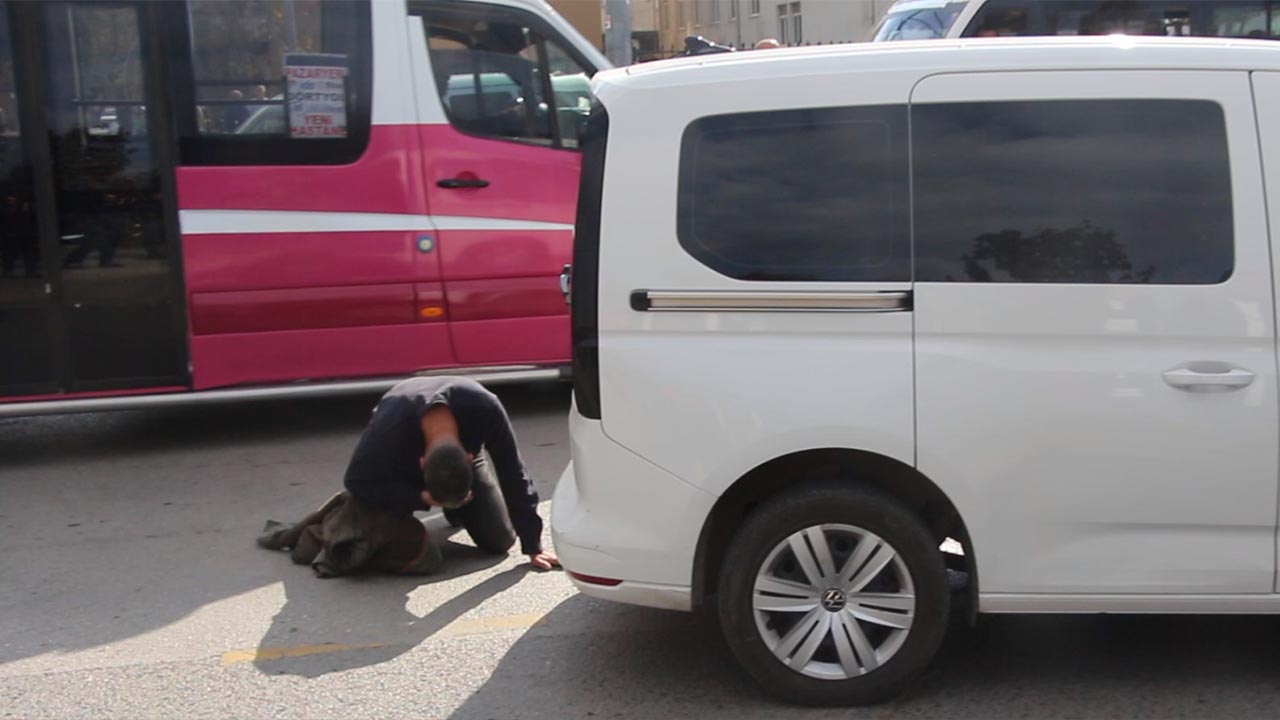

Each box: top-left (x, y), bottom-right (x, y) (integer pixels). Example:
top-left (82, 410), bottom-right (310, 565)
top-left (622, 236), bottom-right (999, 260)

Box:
top-left (691, 448), bottom-right (977, 619)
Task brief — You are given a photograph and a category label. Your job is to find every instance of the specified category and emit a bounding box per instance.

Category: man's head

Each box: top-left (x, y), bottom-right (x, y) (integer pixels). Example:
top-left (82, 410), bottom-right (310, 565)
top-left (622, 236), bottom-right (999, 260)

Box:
top-left (422, 442), bottom-right (474, 509)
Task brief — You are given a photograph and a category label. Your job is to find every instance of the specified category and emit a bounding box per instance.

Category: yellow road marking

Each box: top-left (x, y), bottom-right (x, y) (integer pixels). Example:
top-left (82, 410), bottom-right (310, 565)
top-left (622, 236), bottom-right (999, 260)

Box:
top-left (221, 612), bottom-right (546, 667)
top-left (221, 642), bottom-right (388, 667)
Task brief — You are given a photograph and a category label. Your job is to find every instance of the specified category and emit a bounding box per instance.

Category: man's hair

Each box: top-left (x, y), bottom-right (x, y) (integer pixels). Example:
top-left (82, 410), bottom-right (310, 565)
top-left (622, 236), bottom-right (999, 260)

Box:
top-left (423, 443), bottom-right (473, 507)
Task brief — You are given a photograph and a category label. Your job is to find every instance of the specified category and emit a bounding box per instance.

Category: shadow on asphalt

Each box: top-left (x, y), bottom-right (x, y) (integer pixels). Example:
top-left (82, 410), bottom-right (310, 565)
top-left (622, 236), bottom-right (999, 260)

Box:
top-left (0, 381), bottom-right (569, 666)
top-left (450, 600), bottom-right (1280, 719)
top-left (0, 393), bottom-right (380, 471)
top-left (255, 520), bottom-right (526, 678)
top-left (0, 381), bottom-right (570, 471)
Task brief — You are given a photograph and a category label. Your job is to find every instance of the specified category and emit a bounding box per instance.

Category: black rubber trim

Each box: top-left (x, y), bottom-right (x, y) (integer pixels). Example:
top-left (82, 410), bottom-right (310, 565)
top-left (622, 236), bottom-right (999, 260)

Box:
top-left (570, 102), bottom-right (608, 419)
top-left (629, 290), bottom-right (651, 312)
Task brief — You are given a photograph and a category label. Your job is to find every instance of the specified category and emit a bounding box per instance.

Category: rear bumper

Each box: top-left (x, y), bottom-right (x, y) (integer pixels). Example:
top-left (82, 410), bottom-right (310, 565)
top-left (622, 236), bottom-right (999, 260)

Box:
top-left (553, 462), bottom-right (694, 611)
top-left (550, 408), bottom-right (716, 612)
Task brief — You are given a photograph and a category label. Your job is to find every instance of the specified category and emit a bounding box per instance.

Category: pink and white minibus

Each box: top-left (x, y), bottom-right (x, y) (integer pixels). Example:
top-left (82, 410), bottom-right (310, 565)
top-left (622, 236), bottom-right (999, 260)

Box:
top-left (0, 0), bottom-right (607, 415)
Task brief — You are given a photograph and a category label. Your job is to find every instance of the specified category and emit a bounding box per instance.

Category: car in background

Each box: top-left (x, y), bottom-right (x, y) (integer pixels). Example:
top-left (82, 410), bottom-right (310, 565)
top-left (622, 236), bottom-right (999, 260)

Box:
top-left (872, 0), bottom-right (1280, 41)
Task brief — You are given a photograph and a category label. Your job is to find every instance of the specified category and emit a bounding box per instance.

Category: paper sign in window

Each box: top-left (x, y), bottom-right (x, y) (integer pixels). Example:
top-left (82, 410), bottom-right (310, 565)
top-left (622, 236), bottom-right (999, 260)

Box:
top-left (285, 53), bottom-right (349, 139)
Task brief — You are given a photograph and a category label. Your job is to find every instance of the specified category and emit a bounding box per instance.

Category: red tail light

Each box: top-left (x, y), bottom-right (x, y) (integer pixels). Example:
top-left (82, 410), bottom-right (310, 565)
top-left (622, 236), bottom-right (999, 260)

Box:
top-left (568, 571), bottom-right (622, 587)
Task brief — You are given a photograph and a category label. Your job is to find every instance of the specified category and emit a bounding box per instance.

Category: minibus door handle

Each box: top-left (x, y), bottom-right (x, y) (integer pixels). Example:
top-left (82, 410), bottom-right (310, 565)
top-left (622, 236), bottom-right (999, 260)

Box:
top-left (437, 176), bottom-right (490, 189)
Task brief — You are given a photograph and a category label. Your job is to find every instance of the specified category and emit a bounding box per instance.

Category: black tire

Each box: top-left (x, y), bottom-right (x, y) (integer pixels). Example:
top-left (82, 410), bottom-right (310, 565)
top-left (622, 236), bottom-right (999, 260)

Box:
top-left (717, 483), bottom-right (950, 706)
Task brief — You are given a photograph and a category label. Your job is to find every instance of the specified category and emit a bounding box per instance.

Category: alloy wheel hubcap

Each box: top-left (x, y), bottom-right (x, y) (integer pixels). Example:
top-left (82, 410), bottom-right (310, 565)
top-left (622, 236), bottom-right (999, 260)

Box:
top-left (752, 524), bottom-right (915, 680)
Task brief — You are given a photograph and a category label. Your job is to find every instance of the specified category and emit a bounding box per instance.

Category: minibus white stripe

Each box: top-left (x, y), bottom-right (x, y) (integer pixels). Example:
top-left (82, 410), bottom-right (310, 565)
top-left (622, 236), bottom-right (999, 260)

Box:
top-left (178, 209), bottom-right (573, 235)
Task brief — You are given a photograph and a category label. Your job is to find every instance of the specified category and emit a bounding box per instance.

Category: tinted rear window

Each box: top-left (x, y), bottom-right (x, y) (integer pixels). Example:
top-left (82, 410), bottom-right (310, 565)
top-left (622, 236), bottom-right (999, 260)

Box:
top-left (677, 106), bottom-right (909, 282)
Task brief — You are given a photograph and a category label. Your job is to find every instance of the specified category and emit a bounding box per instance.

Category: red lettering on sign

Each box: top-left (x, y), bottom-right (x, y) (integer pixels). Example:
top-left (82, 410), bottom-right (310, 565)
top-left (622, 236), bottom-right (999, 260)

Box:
top-left (285, 66), bottom-right (348, 79)
top-left (290, 124), bottom-right (347, 138)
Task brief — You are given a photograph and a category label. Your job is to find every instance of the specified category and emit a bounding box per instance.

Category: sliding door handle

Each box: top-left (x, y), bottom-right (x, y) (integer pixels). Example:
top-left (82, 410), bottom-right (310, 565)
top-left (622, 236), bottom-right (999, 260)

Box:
top-left (1163, 366), bottom-right (1255, 391)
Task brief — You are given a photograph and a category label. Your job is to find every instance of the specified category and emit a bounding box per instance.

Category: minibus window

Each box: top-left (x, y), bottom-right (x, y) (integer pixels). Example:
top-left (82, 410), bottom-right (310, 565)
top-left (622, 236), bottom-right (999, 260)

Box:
top-left (176, 0), bottom-right (372, 165)
top-left (419, 3), bottom-right (595, 151)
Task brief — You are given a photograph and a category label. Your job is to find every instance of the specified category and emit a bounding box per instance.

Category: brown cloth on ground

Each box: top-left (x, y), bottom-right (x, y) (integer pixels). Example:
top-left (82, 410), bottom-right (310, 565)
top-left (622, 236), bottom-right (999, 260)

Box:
top-left (257, 491), bottom-right (443, 577)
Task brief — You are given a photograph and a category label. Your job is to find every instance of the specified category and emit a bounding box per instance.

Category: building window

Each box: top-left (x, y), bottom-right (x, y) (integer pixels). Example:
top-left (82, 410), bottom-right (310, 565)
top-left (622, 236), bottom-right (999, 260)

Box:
top-left (751, 0), bottom-right (761, 17)
top-left (694, 0), bottom-right (701, 25)
top-left (730, 0), bottom-right (738, 21)
top-left (712, 0), bottom-right (720, 23)
top-left (678, 105), bottom-right (910, 282)
top-left (790, 2), bottom-right (802, 42)
top-left (913, 99), bottom-right (1233, 284)
top-left (777, 3), bottom-right (788, 43)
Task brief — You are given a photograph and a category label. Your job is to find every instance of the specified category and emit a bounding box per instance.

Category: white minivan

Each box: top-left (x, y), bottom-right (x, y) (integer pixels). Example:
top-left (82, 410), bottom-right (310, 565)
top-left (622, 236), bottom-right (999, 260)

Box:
top-left (552, 37), bottom-right (1280, 705)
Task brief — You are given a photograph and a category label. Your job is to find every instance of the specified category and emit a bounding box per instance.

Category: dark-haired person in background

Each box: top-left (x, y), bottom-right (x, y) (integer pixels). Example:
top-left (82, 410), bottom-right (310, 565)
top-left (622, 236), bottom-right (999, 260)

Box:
top-left (258, 377), bottom-right (558, 576)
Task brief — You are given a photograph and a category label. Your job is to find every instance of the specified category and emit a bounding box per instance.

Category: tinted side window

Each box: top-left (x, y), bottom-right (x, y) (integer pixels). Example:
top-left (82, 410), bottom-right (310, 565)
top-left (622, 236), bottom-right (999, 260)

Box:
top-left (677, 106), bottom-right (909, 282)
top-left (418, 2), bottom-right (596, 150)
top-left (913, 100), bottom-right (1233, 284)
top-left (175, 0), bottom-right (372, 166)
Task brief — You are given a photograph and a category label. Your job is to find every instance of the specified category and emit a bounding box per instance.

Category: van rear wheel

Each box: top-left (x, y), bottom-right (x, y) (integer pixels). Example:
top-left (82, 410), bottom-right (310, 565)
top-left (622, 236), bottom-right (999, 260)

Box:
top-left (717, 484), bottom-right (949, 706)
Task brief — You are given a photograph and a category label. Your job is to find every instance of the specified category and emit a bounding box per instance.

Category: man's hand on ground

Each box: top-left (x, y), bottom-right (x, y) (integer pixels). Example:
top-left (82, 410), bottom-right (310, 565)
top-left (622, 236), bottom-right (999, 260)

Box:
top-left (528, 551), bottom-right (560, 571)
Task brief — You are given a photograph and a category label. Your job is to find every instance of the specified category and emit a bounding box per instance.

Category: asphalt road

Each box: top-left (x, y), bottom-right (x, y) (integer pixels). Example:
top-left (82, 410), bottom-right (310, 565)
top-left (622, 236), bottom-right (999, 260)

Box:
top-left (4, 381), bottom-right (1280, 719)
